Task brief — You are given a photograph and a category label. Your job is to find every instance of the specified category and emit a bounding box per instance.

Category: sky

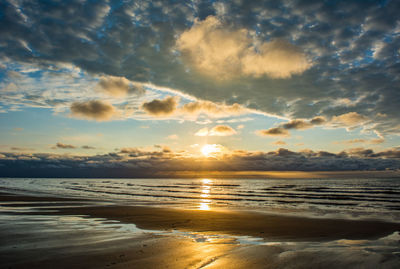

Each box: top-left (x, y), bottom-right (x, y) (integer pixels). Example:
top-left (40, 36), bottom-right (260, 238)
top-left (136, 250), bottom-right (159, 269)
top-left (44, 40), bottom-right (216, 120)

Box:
top-left (0, 0), bottom-right (400, 177)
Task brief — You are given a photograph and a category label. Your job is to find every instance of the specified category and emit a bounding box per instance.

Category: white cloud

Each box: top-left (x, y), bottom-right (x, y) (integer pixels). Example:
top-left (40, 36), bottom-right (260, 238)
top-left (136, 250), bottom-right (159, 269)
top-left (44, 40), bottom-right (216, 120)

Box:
top-left (177, 16), bottom-right (311, 79)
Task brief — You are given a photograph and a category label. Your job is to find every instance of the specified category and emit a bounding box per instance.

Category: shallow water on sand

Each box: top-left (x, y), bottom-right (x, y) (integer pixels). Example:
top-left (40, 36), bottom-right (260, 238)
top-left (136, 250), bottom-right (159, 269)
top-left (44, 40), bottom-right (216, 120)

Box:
top-left (1, 205), bottom-right (399, 269)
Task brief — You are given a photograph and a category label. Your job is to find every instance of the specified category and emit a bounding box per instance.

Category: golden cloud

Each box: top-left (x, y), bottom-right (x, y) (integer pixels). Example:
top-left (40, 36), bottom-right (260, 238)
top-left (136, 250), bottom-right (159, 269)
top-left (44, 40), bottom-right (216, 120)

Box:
top-left (181, 100), bottom-right (246, 117)
top-left (195, 125), bottom-right (237, 137)
top-left (331, 112), bottom-right (368, 126)
top-left (177, 16), bottom-right (311, 79)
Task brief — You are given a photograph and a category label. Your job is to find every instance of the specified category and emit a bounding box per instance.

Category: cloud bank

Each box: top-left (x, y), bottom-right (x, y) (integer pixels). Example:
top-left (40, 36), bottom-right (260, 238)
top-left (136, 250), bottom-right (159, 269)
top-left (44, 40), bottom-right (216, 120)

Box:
top-left (1, 147), bottom-right (400, 177)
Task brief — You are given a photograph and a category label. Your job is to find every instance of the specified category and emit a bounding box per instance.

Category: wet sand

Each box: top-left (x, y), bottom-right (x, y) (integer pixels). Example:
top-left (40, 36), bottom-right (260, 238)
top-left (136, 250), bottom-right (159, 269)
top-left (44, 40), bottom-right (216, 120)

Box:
top-left (57, 205), bottom-right (400, 241)
top-left (1, 192), bottom-right (400, 268)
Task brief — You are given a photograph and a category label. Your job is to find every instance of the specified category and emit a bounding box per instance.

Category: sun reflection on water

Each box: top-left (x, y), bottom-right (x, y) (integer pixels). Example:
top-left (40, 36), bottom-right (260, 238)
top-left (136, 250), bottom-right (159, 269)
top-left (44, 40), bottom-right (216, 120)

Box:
top-left (199, 178), bottom-right (212, 210)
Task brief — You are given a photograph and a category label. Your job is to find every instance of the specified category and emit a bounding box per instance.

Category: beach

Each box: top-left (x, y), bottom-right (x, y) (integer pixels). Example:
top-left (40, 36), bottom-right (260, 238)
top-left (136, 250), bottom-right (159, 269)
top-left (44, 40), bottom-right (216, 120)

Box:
top-left (1, 189), bottom-right (400, 269)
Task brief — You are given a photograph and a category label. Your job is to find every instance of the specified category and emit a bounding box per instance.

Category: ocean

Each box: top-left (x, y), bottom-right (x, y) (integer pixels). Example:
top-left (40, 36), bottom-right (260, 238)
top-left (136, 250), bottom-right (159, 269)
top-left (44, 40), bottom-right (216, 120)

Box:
top-left (1, 177), bottom-right (399, 221)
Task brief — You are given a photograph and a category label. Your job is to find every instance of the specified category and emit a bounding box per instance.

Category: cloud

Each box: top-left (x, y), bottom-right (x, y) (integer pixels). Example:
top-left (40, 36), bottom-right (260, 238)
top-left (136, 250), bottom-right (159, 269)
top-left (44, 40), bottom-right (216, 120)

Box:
top-left (310, 116), bottom-right (326, 125)
top-left (283, 116), bottom-right (327, 130)
top-left (97, 75), bottom-right (144, 97)
top-left (82, 145), bottom-right (96, 149)
top-left (70, 100), bottom-right (118, 121)
top-left (55, 142), bottom-right (76, 149)
top-left (195, 125), bottom-right (237, 136)
top-left (142, 96), bottom-right (178, 116)
top-left (282, 120), bottom-right (312, 130)
top-left (180, 100), bottom-right (247, 118)
top-left (10, 147), bottom-right (34, 151)
top-left (334, 138), bottom-right (385, 145)
top-left (257, 127), bottom-right (289, 137)
top-left (167, 134), bottom-right (178, 140)
top-left (209, 125), bottom-right (236, 136)
top-left (331, 112), bottom-right (368, 127)
top-left (195, 127), bottom-right (209, 136)
top-left (177, 16), bottom-right (311, 79)
top-left (258, 116), bottom-right (327, 137)
top-left (141, 96), bottom-right (249, 119)
top-left (273, 141), bottom-right (287, 145)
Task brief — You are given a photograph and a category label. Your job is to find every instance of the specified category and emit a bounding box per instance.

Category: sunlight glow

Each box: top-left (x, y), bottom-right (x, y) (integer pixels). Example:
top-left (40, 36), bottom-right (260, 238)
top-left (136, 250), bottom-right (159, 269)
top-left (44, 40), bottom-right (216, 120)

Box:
top-left (201, 144), bottom-right (221, 157)
top-left (202, 178), bottom-right (212, 184)
top-left (199, 178), bottom-right (212, 210)
top-left (199, 202), bottom-right (210, 210)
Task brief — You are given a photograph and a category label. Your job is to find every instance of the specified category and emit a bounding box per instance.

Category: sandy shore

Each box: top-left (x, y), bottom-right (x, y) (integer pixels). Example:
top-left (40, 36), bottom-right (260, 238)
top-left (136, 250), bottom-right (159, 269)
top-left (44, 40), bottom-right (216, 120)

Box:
top-left (1, 192), bottom-right (400, 268)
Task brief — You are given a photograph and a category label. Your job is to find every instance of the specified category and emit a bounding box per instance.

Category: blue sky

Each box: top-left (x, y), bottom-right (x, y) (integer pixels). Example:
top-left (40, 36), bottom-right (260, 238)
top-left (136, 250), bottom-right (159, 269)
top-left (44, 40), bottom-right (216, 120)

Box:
top-left (0, 0), bottom-right (399, 176)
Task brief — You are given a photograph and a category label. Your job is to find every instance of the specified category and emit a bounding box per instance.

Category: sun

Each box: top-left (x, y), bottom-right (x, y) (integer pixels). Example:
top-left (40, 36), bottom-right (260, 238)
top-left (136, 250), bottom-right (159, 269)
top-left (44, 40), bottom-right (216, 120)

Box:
top-left (201, 144), bottom-right (221, 157)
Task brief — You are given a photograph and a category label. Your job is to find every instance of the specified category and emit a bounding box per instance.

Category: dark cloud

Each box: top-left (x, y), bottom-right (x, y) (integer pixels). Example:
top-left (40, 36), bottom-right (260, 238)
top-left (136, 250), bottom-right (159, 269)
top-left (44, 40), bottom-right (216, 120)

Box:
top-left (82, 145), bottom-right (96, 149)
top-left (310, 116), bottom-right (326, 125)
top-left (55, 143), bottom-right (76, 149)
top-left (282, 119), bottom-right (312, 130)
top-left (70, 100), bottom-right (117, 121)
top-left (259, 116), bottom-right (327, 136)
top-left (10, 147), bottom-right (34, 151)
top-left (142, 96), bottom-right (178, 116)
top-left (257, 127), bottom-right (289, 137)
top-left (0, 0), bottom-right (399, 133)
top-left (282, 116), bottom-right (327, 130)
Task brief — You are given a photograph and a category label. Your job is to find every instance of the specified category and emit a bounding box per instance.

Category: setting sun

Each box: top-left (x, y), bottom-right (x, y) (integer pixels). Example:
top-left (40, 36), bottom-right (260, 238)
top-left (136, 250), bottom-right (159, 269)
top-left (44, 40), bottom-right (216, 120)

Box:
top-left (201, 144), bottom-right (221, 157)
